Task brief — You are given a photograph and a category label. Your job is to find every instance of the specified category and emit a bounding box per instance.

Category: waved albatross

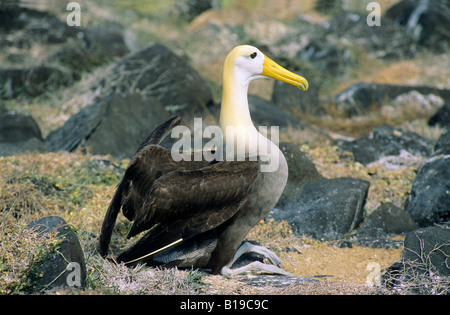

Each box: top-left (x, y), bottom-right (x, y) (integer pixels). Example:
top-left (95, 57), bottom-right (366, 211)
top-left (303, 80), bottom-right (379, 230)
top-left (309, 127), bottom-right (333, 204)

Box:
top-left (98, 45), bottom-right (308, 278)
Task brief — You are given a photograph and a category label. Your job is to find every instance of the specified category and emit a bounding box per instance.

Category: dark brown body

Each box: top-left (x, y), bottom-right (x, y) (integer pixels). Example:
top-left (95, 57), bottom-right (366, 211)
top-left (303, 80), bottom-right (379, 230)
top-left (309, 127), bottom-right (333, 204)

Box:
top-left (99, 117), bottom-right (288, 274)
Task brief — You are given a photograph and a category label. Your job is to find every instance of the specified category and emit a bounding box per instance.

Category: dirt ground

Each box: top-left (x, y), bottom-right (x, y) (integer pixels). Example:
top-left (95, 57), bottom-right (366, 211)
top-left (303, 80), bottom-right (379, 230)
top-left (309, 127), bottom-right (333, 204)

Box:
top-left (200, 240), bottom-right (403, 295)
top-left (282, 242), bottom-right (403, 284)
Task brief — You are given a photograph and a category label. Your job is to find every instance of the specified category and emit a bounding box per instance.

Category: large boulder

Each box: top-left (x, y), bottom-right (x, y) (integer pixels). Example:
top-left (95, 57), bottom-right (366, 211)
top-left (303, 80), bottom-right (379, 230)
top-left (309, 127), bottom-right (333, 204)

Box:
top-left (403, 226), bottom-right (450, 277)
top-left (271, 177), bottom-right (369, 241)
top-left (0, 110), bottom-right (48, 156)
top-left (276, 142), bottom-right (324, 207)
top-left (332, 203), bottom-right (415, 249)
top-left (357, 202), bottom-right (419, 237)
top-left (46, 93), bottom-right (170, 159)
top-left (26, 216), bottom-right (87, 292)
top-left (405, 156), bottom-right (450, 227)
top-left (0, 110), bottom-right (42, 143)
top-left (339, 124), bottom-right (434, 165)
top-left (95, 43), bottom-right (214, 117)
top-left (382, 225), bottom-right (450, 295)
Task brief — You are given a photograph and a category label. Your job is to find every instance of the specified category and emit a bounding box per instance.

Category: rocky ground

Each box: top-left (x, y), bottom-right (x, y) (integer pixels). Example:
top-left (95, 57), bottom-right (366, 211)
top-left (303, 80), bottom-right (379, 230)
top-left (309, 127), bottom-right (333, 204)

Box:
top-left (0, 0), bottom-right (449, 295)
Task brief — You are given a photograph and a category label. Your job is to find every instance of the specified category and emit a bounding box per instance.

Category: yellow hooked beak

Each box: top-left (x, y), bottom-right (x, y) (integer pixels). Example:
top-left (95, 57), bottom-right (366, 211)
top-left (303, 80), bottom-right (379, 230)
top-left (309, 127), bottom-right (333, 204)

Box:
top-left (261, 56), bottom-right (308, 91)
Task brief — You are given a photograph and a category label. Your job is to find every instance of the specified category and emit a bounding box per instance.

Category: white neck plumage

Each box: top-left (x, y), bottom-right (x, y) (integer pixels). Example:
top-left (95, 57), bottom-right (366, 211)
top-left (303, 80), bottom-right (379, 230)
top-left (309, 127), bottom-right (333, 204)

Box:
top-left (219, 61), bottom-right (278, 165)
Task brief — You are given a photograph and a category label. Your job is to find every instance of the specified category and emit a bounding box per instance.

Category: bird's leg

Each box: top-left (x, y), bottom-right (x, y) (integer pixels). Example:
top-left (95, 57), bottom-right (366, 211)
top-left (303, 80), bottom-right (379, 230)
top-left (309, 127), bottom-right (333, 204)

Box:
top-left (220, 242), bottom-right (293, 279)
top-left (233, 242), bottom-right (282, 266)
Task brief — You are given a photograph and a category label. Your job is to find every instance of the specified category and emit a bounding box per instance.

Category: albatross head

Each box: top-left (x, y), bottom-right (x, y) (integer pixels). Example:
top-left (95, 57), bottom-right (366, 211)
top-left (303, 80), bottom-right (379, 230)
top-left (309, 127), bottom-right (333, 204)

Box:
top-left (220, 45), bottom-right (308, 167)
top-left (223, 45), bottom-right (308, 93)
top-left (220, 45), bottom-right (308, 131)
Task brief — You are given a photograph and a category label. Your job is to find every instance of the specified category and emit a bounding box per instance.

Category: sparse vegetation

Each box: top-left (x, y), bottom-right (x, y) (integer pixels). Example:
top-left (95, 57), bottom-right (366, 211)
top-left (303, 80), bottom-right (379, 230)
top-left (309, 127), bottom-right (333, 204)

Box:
top-left (381, 242), bottom-right (450, 295)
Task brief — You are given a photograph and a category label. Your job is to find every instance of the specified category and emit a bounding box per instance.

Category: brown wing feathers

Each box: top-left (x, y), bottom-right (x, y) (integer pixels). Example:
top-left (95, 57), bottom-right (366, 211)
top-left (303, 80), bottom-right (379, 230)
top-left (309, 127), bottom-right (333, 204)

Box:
top-left (127, 161), bottom-right (260, 238)
top-left (98, 116), bottom-right (182, 257)
top-left (99, 116), bottom-right (261, 263)
top-left (116, 162), bottom-right (260, 265)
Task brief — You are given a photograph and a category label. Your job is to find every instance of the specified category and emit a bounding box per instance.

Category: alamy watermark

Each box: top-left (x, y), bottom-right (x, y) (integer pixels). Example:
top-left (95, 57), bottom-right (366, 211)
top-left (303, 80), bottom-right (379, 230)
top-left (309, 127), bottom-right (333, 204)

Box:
top-left (66, 2), bottom-right (81, 27)
top-left (170, 118), bottom-right (280, 173)
top-left (367, 2), bottom-right (381, 27)
top-left (66, 262), bottom-right (82, 287)
top-left (366, 262), bottom-right (382, 287)
top-left (65, 2), bottom-right (381, 28)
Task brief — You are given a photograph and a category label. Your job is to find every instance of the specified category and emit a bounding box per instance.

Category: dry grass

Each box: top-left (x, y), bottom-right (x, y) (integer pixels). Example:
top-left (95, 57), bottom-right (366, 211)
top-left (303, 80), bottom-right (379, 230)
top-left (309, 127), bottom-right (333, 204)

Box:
top-left (0, 217), bottom-right (60, 294)
top-left (89, 257), bottom-right (206, 294)
top-left (381, 240), bottom-right (450, 295)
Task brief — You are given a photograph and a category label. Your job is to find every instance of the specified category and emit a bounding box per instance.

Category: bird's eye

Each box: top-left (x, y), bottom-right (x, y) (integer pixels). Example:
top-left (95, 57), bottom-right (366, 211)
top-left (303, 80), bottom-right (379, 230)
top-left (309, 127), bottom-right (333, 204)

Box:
top-left (250, 52), bottom-right (257, 59)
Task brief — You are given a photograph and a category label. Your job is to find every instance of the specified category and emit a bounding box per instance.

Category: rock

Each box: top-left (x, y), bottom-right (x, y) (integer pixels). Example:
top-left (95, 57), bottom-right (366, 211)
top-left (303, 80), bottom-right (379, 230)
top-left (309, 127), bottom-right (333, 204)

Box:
top-left (357, 202), bottom-right (419, 237)
top-left (46, 95), bottom-right (111, 153)
top-left (0, 110), bottom-right (43, 143)
top-left (96, 43), bottom-right (214, 117)
top-left (248, 95), bottom-right (304, 128)
top-left (82, 94), bottom-right (170, 159)
top-left (0, 6), bottom-right (81, 44)
top-left (405, 156), bottom-right (450, 227)
top-left (83, 22), bottom-right (129, 60)
top-left (50, 46), bottom-right (100, 80)
top-left (46, 93), bottom-right (170, 159)
top-left (325, 12), bottom-right (416, 59)
top-left (428, 102), bottom-right (450, 128)
top-left (272, 73), bottom-right (322, 116)
top-left (334, 83), bottom-right (450, 116)
top-left (385, 0), bottom-right (450, 52)
top-left (26, 216), bottom-right (86, 292)
top-left (47, 22), bottom-right (128, 80)
top-left (433, 129), bottom-right (450, 156)
top-left (296, 39), bottom-right (358, 77)
top-left (0, 66), bottom-right (73, 99)
top-left (175, 0), bottom-right (215, 21)
top-left (382, 226), bottom-right (450, 295)
top-left (271, 177), bottom-right (369, 241)
top-left (332, 201), bottom-right (415, 249)
top-left (403, 226), bottom-right (450, 277)
top-left (276, 142), bottom-right (324, 207)
top-left (276, 30), bottom-right (358, 77)
top-left (339, 124), bottom-right (434, 165)
top-left (0, 138), bottom-right (49, 156)
top-left (0, 110), bottom-right (48, 156)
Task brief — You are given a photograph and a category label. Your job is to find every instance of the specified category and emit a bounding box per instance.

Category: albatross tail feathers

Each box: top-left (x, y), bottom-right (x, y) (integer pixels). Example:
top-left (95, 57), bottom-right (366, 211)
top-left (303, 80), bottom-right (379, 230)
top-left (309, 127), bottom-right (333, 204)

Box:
top-left (98, 116), bottom-right (181, 257)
